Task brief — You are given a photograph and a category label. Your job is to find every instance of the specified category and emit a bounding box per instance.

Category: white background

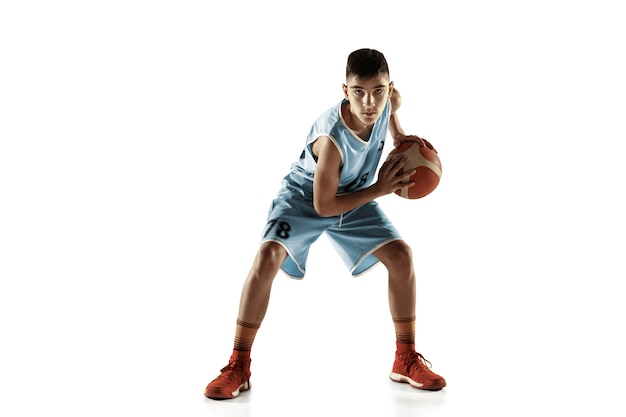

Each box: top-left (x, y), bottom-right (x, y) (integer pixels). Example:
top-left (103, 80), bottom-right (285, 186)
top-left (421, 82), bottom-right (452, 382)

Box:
top-left (1, 1), bottom-right (625, 416)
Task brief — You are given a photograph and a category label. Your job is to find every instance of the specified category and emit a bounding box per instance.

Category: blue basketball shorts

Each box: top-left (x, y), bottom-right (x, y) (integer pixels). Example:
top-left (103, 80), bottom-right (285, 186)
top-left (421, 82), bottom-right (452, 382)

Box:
top-left (260, 187), bottom-right (402, 279)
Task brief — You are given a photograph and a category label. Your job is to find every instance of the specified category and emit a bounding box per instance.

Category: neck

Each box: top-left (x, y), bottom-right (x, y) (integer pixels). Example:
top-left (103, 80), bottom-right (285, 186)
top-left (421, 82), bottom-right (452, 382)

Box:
top-left (343, 102), bottom-right (373, 140)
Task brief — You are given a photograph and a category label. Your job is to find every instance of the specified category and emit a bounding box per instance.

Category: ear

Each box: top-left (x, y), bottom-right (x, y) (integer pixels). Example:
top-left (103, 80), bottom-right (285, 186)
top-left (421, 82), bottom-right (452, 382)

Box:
top-left (388, 81), bottom-right (394, 98)
top-left (342, 83), bottom-right (349, 99)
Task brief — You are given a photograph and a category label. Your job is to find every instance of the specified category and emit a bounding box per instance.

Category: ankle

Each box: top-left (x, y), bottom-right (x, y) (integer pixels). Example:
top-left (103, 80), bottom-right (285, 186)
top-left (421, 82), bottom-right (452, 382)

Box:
top-left (230, 349), bottom-right (251, 361)
top-left (396, 342), bottom-right (415, 353)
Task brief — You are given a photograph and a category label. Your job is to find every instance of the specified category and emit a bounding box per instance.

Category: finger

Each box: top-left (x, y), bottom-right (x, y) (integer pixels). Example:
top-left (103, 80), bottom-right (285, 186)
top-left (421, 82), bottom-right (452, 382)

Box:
top-left (390, 155), bottom-right (411, 175)
top-left (397, 169), bottom-right (416, 183)
top-left (422, 138), bottom-right (437, 153)
top-left (395, 177), bottom-right (415, 190)
top-left (386, 154), bottom-right (407, 170)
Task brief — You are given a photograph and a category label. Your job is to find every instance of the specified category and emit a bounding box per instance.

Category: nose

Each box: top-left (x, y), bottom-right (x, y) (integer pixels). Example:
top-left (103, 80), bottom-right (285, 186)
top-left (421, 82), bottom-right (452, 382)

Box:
top-left (363, 93), bottom-right (375, 108)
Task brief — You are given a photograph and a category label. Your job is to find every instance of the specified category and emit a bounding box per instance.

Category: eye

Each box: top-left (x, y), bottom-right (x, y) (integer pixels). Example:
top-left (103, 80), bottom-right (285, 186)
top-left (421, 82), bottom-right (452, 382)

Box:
top-left (375, 88), bottom-right (384, 94)
top-left (354, 90), bottom-right (363, 95)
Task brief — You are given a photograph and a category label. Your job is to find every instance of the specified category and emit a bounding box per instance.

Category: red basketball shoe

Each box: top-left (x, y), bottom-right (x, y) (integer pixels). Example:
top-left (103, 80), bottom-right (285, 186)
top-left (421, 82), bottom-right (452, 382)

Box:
top-left (389, 350), bottom-right (446, 391)
top-left (204, 357), bottom-right (251, 400)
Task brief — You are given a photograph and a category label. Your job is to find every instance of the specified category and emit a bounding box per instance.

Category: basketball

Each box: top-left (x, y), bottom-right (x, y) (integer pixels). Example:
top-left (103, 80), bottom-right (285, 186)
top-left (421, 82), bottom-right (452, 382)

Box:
top-left (386, 140), bottom-right (442, 199)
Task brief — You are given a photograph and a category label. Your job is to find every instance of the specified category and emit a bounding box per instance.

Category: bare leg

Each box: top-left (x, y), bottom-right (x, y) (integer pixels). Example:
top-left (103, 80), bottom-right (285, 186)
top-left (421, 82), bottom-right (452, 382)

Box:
top-left (233, 242), bottom-right (288, 351)
top-left (375, 240), bottom-right (446, 390)
top-left (374, 240), bottom-right (416, 344)
top-left (204, 242), bottom-right (288, 399)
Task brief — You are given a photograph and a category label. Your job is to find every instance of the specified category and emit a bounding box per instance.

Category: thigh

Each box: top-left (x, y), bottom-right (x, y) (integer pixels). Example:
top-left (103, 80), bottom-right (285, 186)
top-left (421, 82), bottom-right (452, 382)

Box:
top-left (326, 201), bottom-right (402, 276)
top-left (261, 194), bottom-right (337, 278)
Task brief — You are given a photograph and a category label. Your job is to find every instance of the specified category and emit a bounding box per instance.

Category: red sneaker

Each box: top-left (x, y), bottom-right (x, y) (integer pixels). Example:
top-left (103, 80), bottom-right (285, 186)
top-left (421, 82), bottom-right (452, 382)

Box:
top-left (204, 357), bottom-right (251, 400)
top-left (389, 351), bottom-right (446, 391)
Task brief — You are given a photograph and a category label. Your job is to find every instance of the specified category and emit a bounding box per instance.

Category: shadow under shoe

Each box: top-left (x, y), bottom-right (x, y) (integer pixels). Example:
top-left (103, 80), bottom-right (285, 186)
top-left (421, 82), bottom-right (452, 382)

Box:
top-left (204, 358), bottom-right (251, 400)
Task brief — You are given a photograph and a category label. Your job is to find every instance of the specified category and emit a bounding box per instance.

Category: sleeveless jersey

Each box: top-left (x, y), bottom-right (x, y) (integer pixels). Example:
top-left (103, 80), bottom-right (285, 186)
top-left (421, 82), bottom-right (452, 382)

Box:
top-left (264, 98), bottom-right (399, 278)
top-left (286, 99), bottom-right (391, 196)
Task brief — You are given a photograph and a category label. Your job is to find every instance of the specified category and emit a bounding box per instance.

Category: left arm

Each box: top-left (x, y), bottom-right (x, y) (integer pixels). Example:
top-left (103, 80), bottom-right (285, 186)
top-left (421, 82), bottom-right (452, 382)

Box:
top-left (388, 88), bottom-right (437, 152)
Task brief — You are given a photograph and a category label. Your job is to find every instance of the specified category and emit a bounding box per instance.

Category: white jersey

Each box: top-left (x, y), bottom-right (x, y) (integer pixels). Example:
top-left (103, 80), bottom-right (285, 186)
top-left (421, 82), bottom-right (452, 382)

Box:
top-left (286, 98), bottom-right (391, 196)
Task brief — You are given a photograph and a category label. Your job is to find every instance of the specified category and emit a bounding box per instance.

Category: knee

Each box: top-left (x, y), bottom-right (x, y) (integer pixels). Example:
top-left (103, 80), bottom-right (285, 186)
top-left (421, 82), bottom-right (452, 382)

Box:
top-left (252, 242), bottom-right (286, 277)
top-left (380, 241), bottom-right (414, 275)
top-left (393, 241), bottom-right (413, 265)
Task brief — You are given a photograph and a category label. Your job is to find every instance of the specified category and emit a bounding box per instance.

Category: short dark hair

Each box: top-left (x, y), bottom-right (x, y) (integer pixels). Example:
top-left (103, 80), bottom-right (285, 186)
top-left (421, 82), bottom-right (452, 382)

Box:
top-left (346, 48), bottom-right (390, 80)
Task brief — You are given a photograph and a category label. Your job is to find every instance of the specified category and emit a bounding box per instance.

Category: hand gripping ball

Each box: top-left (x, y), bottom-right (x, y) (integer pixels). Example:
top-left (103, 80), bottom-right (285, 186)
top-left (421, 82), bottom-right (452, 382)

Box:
top-left (386, 140), bottom-right (442, 199)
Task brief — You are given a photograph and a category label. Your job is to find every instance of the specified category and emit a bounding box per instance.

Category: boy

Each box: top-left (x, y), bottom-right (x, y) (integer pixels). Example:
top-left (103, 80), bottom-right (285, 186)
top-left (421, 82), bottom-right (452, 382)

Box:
top-left (204, 48), bottom-right (445, 400)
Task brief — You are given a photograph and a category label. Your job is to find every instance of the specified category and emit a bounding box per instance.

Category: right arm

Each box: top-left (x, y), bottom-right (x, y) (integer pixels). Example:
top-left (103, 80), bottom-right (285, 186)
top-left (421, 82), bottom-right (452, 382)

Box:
top-left (311, 136), bottom-right (414, 217)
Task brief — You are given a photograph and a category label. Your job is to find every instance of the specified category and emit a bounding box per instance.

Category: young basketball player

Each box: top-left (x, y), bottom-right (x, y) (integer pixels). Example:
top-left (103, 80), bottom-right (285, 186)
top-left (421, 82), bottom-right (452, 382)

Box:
top-left (204, 48), bottom-right (445, 399)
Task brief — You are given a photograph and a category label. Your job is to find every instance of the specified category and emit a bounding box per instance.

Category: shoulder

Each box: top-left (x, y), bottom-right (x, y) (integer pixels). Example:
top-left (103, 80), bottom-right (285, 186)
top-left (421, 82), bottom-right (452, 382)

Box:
top-left (311, 135), bottom-right (342, 166)
top-left (309, 101), bottom-right (345, 137)
top-left (319, 101), bottom-right (344, 123)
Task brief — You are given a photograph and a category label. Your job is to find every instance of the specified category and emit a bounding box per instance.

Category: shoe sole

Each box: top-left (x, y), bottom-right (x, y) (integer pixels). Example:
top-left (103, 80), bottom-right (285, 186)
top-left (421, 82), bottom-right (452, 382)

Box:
top-left (205, 380), bottom-right (251, 400)
top-left (389, 372), bottom-right (445, 391)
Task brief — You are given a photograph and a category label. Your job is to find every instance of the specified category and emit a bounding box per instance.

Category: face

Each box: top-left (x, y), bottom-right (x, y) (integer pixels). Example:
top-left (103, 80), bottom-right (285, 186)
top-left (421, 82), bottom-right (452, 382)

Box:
top-left (343, 74), bottom-right (393, 127)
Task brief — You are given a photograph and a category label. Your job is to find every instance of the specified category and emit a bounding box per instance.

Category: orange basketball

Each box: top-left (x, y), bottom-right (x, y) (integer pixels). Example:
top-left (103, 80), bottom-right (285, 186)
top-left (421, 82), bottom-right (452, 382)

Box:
top-left (386, 140), bottom-right (442, 199)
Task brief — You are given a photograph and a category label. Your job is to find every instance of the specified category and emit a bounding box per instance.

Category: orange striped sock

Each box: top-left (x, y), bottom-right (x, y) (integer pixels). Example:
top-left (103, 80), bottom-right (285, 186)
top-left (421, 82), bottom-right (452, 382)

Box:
top-left (233, 319), bottom-right (260, 354)
top-left (393, 315), bottom-right (416, 346)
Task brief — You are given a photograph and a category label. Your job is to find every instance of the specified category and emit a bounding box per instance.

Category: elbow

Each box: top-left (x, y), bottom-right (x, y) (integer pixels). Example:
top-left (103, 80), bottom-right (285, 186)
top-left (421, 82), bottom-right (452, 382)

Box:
top-left (314, 204), bottom-right (332, 218)
top-left (313, 198), bottom-right (335, 218)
